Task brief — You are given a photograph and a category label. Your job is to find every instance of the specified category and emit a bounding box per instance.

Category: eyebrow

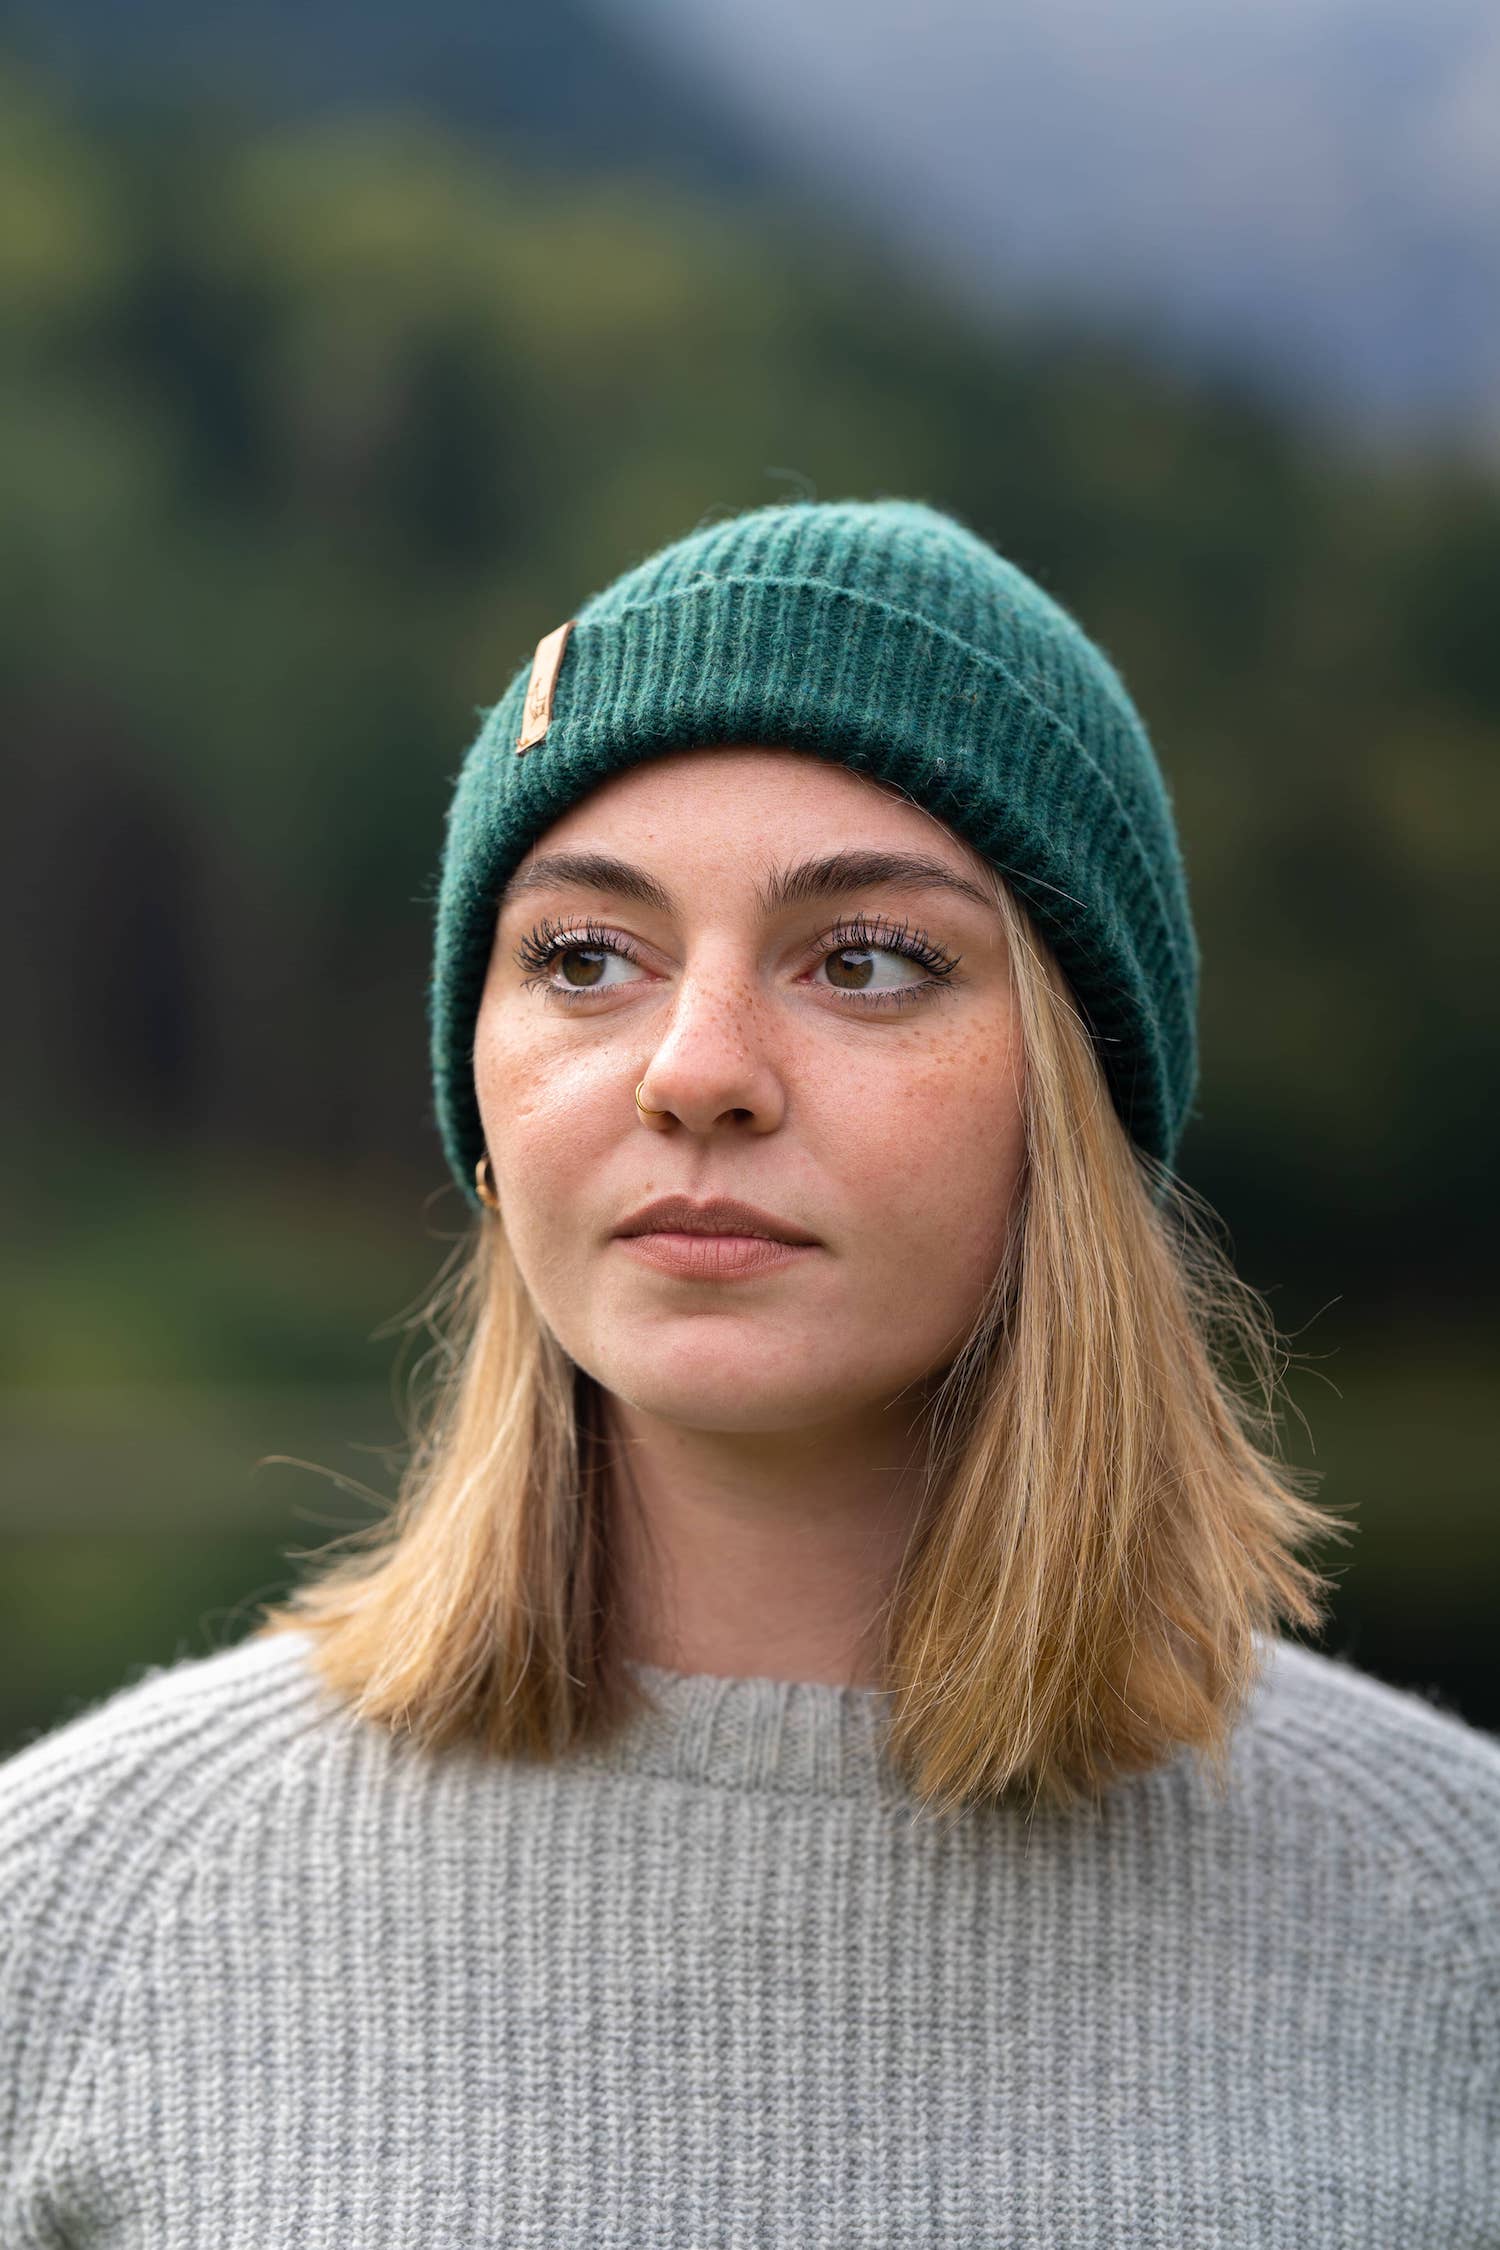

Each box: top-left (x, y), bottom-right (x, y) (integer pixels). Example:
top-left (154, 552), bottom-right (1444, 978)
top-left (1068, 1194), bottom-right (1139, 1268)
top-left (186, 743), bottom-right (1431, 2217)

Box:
top-left (497, 847), bottom-right (998, 921)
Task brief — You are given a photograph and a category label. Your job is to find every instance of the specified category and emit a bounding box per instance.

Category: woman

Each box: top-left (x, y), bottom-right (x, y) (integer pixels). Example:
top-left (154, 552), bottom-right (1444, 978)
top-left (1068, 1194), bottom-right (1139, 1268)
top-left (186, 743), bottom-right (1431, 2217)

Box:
top-left (3, 498), bottom-right (1496, 2246)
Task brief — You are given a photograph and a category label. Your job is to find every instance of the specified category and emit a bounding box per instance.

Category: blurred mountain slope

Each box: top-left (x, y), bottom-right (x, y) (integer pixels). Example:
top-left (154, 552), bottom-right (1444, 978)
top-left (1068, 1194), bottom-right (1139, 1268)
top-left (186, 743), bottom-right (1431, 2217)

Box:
top-left (14, 0), bottom-right (1498, 443)
top-left (619, 0), bottom-right (1500, 446)
top-left (2, 0), bottom-right (774, 194)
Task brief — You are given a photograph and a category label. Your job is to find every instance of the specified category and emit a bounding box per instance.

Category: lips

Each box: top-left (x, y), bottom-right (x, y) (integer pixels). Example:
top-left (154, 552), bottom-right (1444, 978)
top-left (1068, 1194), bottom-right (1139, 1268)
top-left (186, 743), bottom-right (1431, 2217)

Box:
top-left (614, 1194), bottom-right (819, 1245)
top-left (617, 1231), bottom-right (815, 1281)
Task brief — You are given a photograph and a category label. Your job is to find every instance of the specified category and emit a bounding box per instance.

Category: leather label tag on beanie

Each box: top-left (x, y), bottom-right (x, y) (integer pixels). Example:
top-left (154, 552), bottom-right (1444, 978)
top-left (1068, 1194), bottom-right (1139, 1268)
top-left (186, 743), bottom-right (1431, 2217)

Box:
top-left (516, 620), bottom-right (575, 753)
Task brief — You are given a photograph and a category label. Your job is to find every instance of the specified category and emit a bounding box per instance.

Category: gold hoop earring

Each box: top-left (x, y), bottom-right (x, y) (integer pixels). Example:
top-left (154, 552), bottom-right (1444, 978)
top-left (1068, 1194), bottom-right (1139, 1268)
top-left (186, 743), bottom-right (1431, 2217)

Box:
top-left (634, 1081), bottom-right (671, 1126)
top-left (474, 1153), bottom-right (500, 1211)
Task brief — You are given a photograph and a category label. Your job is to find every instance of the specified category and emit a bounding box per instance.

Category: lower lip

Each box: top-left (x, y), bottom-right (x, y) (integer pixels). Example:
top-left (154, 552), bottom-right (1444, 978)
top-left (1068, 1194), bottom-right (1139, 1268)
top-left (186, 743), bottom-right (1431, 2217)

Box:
top-left (615, 1231), bottom-right (819, 1280)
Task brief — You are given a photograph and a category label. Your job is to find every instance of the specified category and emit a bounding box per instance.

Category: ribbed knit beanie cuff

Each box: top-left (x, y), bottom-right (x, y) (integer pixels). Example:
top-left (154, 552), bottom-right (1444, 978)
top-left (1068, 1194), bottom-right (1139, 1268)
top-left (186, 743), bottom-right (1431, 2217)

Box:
top-left (427, 498), bottom-right (1200, 1211)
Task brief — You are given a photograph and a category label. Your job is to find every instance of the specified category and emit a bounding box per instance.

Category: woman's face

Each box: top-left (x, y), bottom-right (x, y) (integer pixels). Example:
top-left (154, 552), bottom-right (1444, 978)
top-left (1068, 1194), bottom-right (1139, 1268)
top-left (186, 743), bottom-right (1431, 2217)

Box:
top-left (474, 746), bottom-right (1026, 1436)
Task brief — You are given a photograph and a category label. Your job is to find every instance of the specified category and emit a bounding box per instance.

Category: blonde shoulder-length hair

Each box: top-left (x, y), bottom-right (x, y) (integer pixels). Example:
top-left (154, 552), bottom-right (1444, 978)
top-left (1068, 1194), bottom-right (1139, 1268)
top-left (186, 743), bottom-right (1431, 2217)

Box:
top-left (250, 863), bottom-right (1348, 1821)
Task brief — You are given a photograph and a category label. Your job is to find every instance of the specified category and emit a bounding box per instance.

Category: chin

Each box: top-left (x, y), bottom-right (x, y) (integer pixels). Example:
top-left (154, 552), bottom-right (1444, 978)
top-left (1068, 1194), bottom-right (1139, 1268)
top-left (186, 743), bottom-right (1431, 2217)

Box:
top-left (587, 1347), bottom-right (895, 1436)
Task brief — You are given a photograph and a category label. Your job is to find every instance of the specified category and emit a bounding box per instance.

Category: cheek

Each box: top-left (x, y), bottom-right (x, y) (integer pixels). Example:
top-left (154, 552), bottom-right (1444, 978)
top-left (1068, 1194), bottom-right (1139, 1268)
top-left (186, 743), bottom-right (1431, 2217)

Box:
top-left (474, 1005), bottom-right (653, 1304)
top-left (473, 1003), bottom-right (599, 1198)
top-left (853, 1022), bottom-right (1025, 1274)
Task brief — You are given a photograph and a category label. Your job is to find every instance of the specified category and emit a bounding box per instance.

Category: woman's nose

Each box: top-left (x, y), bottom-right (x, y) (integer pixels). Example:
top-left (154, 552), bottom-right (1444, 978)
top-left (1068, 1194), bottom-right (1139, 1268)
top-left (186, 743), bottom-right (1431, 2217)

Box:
top-left (632, 951), bottom-right (784, 1132)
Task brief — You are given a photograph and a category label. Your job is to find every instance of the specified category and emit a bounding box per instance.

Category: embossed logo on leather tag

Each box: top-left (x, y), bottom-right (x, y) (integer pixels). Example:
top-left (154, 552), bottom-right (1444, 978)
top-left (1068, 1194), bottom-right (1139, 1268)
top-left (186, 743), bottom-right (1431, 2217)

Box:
top-left (516, 620), bottom-right (575, 753)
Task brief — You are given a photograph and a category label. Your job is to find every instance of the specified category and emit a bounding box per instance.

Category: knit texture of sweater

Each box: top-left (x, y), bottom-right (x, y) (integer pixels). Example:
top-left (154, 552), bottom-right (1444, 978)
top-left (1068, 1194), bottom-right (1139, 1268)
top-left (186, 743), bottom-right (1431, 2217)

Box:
top-left (2, 1627), bottom-right (1497, 2248)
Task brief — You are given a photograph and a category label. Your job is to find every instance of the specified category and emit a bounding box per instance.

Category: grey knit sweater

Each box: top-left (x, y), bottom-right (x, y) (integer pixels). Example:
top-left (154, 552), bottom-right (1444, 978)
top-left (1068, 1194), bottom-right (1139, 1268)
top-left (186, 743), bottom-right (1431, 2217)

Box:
top-left (2, 1626), bottom-right (1497, 2248)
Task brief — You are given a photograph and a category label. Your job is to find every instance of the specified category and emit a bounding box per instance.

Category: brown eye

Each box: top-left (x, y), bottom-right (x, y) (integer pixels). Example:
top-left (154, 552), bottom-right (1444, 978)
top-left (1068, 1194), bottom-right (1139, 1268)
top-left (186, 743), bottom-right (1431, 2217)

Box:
top-left (513, 919), bottom-right (648, 1001)
top-left (825, 947), bottom-right (878, 991)
top-left (558, 946), bottom-right (608, 990)
top-left (807, 916), bottom-right (961, 1011)
top-left (818, 943), bottom-right (935, 996)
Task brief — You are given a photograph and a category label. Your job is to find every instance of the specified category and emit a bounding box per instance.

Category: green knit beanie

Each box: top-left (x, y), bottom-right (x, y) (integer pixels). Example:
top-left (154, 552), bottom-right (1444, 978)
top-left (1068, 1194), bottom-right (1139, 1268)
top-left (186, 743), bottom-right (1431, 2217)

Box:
top-left (428, 497), bottom-right (1200, 1212)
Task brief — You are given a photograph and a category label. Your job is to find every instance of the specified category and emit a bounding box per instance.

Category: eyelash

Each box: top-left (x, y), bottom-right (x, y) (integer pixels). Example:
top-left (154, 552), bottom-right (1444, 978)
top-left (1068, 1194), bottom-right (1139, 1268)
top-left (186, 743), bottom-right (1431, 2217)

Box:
top-left (512, 912), bottom-right (961, 1012)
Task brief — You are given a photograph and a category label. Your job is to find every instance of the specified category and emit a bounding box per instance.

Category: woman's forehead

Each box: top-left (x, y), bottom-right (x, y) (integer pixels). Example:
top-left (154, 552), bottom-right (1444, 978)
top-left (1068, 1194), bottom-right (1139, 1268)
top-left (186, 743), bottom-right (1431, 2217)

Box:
top-left (520, 743), bottom-right (979, 865)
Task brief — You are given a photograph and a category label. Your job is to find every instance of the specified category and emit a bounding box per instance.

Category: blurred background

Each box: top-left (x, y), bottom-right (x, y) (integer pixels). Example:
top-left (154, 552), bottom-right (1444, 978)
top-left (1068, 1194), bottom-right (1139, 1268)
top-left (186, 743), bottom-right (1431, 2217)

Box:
top-left (2, 0), bottom-right (1496, 1759)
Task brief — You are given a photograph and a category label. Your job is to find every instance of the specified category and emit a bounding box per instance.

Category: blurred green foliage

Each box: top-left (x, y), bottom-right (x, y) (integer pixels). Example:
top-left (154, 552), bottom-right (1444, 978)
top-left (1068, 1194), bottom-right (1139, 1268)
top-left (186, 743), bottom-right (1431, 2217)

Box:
top-left (1, 53), bottom-right (1494, 1752)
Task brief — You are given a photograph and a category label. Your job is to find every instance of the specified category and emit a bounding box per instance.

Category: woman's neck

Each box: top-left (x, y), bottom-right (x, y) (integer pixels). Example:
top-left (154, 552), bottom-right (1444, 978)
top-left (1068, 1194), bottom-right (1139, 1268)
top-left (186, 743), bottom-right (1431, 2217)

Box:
top-left (601, 1391), bottom-right (934, 1688)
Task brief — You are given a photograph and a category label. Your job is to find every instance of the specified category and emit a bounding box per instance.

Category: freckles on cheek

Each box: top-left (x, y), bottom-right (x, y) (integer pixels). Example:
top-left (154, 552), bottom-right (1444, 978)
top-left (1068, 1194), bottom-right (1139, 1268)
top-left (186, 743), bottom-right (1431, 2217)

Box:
top-left (903, 1028), bottom-right (1004, 1118)
top-left (870, 1026), bottom-right (1022, 1176)
top-left (475, 997), bottom-right (559, 1113)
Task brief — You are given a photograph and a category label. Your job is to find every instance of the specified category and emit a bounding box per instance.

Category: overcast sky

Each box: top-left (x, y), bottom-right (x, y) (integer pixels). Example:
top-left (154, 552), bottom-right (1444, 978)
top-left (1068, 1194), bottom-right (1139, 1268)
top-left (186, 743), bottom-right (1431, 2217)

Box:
top-left (613, 0), bottom-right (1500, 446)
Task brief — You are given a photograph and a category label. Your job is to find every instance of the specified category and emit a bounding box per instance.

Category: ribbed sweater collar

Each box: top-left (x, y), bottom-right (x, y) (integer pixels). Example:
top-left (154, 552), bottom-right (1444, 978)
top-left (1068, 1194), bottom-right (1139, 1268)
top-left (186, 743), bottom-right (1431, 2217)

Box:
top-left (582, 1646), bottom-right (1283, 1811)
top-left (558, 1659), bottom-right (910, 1805)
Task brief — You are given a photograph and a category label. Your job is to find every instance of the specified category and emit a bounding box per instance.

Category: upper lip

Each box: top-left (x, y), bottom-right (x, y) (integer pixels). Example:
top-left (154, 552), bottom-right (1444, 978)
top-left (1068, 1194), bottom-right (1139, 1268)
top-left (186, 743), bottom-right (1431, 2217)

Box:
top-left (615, 1194), bottom-right (820, 1245)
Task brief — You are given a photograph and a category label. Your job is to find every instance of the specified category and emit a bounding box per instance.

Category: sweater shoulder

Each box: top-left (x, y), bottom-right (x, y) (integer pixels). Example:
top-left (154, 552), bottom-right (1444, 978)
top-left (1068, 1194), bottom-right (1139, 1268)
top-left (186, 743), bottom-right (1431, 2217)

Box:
top-left (0, 1629), bottom-right (351, 2216)
top-left (0, 1629), bottom-right (331, 1960)
top-left (1, 1626), bottom-right (331, 1817)
top-left (1239, 1634), bottom-right (1500, 1914)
